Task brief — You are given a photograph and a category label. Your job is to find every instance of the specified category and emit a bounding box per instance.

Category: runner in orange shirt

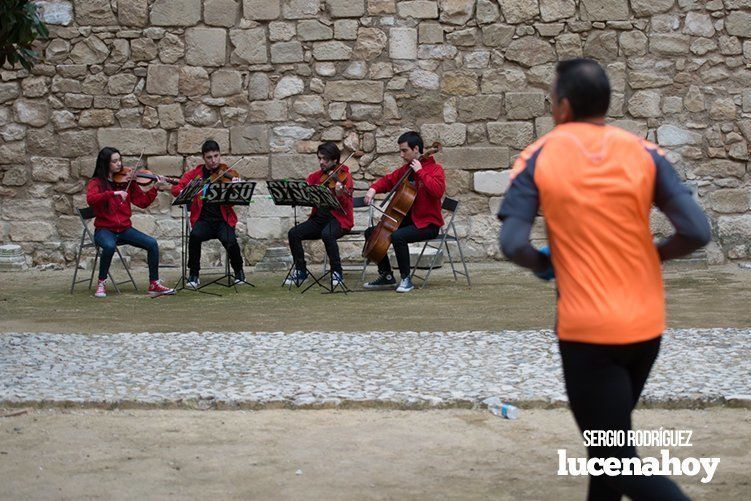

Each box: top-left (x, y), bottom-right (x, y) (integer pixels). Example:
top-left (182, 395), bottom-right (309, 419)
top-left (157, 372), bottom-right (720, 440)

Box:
top-left (499, 59), bottom-right (710, 500)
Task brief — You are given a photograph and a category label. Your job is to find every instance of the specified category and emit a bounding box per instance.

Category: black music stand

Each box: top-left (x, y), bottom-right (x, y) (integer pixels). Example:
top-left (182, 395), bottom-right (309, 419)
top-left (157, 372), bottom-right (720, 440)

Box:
top-left (172, 180), bottom-right (257, 294)
top-left (267, 180), bottom-right (347, 293)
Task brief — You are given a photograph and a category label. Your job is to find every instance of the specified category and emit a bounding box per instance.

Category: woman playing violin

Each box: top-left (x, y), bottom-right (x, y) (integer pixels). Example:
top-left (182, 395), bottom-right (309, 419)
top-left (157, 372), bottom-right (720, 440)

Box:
top-left (284, 142), bottom-right (354, 288)
top-left (86, 146), bottom-right (175, 298)
top-left (170, 139), bottom-right (246, 288)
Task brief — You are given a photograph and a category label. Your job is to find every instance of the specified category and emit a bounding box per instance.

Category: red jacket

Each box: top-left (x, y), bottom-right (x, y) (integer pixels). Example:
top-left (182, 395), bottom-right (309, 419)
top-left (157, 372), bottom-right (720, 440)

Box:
top-left (171, 165), bottom-right (238, 228)
top-left (371, 155), bottom-right (445, 229)
top-left (86, 178), bottom-right (158, 232)
top-left (306, 166), bottom-right (354, 231)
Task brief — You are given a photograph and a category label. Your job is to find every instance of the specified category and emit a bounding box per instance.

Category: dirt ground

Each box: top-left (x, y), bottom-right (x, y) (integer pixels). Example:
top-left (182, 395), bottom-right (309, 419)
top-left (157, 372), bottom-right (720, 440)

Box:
top-left (1, 262), bottom-right (750, 499)
top-left (0, 408), bottom-right (748, 500)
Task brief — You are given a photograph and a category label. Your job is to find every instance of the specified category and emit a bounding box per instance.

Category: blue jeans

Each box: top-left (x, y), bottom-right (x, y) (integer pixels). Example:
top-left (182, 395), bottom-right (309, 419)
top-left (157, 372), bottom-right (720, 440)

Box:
top-left (94, 227), bottom-right (159, 281)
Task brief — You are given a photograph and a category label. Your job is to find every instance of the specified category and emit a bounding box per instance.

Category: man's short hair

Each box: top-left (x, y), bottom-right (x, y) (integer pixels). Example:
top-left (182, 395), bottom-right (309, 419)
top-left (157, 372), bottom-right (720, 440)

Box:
top-left (555, 58), bottom-right (611, 120)
top-left (317, 141), bottom-right (341, 163)
top-left (201, 139), bottom-right (220, 155)
top-left (397, 131), bottom-right (424, 153)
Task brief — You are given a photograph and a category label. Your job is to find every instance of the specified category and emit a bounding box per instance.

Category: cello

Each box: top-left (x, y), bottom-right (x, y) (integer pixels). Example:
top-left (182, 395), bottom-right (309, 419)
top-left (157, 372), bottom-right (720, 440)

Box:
top-left (362, 142), bottom-right (441, 263)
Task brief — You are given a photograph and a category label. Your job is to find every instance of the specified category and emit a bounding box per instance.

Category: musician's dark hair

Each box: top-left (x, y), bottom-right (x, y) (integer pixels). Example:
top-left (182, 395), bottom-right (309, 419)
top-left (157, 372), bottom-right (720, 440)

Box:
top-left (93, 146), bottom-right (120, 184)
top-left (554, 58), bottom-right (610, 120)
top-left (397, 131), bottom-right (424, 153)
top-left (201, 139), bottom-right (220, 155)
top-left (317, 141), bottom-right (341, 163)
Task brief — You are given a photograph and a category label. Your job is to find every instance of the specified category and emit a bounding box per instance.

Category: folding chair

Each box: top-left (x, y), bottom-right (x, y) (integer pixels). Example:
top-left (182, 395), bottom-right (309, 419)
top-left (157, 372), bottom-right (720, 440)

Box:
top-left (409, 197), bottom-right (471, 289)
top-left (322, 193), bottom-right (373, 281)
top-left (69, 207), bottom-right (138, 294)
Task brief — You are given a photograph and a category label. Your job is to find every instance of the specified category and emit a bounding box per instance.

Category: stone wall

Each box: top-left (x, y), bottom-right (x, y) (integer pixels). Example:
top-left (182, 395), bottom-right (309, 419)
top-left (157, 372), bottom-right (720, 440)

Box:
top-left (1, 0), bottom-right (750, 267)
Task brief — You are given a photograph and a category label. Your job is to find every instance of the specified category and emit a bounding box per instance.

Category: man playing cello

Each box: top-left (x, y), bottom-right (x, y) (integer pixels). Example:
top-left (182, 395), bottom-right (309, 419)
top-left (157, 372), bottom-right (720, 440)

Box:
top-left (363, 131), bottom-right (445, 293)
top-left (284, 142), bottom-right (354, 288)
top-left (171, 139), bottom-right (246, 288)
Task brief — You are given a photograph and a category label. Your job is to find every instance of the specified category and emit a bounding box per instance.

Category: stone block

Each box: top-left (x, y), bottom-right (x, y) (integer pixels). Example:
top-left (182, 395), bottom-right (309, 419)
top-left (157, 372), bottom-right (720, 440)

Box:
top-left (313, 41), bottom-right (354, 60)
top-left (249, 101), bottom-right (289, 122)
top-left (439, 0), bottom-right (475, 25)
top-left (2, 166), bottom-right (29, 186)
top-left (692, 160), bottom-right (746, 179)
top-left (324, 81), bottom-right (383, 103)
top-left (73, 0), bottom-right (116, 25)
top-left (35, 1), bottom-right (74, 26)
top-left (146, 156), bottom-right (184, 177)
top-left (499, 0), bottom-right (539, 24)
top-left (727, 12), bottom-right (751, 38)
top-left (31, 157), bottom-right (70, 183)
top-left (488, 122), bottom-right (535, 149)
top-left (270, 41), bottom-right (304, 63)
top-left (205, 0), bottom-right (240, 26)
top-left (107, 74), bottom-right (137, 95)
top-left (248, 73), bottom-right (271, 100)
top-left (473, 170), bottom-right (510, 195)
top-left (78, 109), bottom-right (115, 127)
top-left (630, 0), bottom-right (674, 16)
top-left (389, 28), bottom-right (418, 59)
top-left (718, 215), bottom-right (751, 245)
top-left (69, 37), bottom-right (109, 64)
top-left (177, 127), bottom-right (230, 154)
top-left (627, 90), bottom-right (662, 118)
top-left (230, 28), bottom-right (268, 64)
top-left (130, 38), bottom-right (158, 61)
top-left (504, 37), bottom-right (556, 67)
top-left (298, 20), bottom-right (333, 41)
top-left (398, 1), bottom-right (438, 18)
top-left (58, 131), bottom-right (98, 157)
top-left (244, 0), bottom-right (280, 19)
top-left (211, 69), bottom-right (243, 97)
top-left (710, 189), bottom-right (750, 214)
top-left (353, 27), bottom-right (388, 60)
top-left (419, 23), bottom-right (444, 43)
top-left (334, 19), bottom-right (358, 40)
top-left (580, 0), bottom-right (628, 21)
top-left (151, 0), bottom-right (202, 26)
top-left (9, 222), bottom-right (57, 242)
top-left (584, 31), bottom-right (618, 60)
top-left (274, 76), bottom-right (305, 99)
top-left (368, 0), bottom-right (395, 14)
top-left (157, 104), bottom-right (185, 130)
top-left (146, 64), bottom-right (179, 96)
top-left (282, 0), bottom-right (321, 19)
top-left (438, 146), bottom-right (510, 170)
top-left (293, 96), bottom-right (325, 116)
top-left (186, 28), bottom-right (227, 66)
top-left (180, 66), bottom-right (211, 96)
top-left (26, 128), bottom-right (59, 156)
top-left (420, 123), bottom-right (467, 147)
top-left (270, 153), bottom-right (318, 179)
top-left (234, 156), bottom-right (269, 179)
top-left (540, 0), bottom-right (575, 22)
top-left (656, 125), bottom-right (702, 147)
top-left (505, 92), bottom-right (545, 120)
top-left (457, 95), bottom-right (503, 121)
top-left (13, 99), bottom-right (50, 127)
top-left (230, 125), bottom-right (271, 154)
top-left (649, 34), bottom-right (691, 56)
top-left (441, 71), bottom-right (478, 96)
top-left (97, 128), bottom-right (168, 155)
top-left (0, 83), bottom-right (20, 104)
top-left (476, 0), bottom-right (500, 24)
top-left (118, 0), bottom-right (149, 26)
top-left (326, 0), bottom-right (365, 17)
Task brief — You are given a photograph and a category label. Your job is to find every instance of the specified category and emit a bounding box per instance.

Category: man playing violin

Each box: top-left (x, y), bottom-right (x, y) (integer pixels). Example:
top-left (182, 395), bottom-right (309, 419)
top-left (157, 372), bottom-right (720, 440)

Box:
top-left (363, 131), bottom-right (445, 293)
top-left (284, 142), bottom-right (354, 287)
top-left (171, 139), bottom-right (246, 288)
top-left (86, 146), bottom-right (175, 298)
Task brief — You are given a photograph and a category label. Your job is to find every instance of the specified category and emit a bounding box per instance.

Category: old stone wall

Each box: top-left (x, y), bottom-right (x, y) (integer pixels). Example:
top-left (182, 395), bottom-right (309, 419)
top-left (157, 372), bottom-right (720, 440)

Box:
top-left (1, 0), bottom-right (750, 267)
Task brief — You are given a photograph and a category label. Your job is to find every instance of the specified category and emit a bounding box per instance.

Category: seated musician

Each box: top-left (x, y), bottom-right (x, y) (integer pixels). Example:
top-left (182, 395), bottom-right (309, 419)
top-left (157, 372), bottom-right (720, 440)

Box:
top-left (363, 131), bottom-right (445, 293)
top-left (171, 139), bottom-right (245, 288)
top-left (86, 146), bottom-right (175, 298)
top-left (284, 142), bottom-right (354, 287)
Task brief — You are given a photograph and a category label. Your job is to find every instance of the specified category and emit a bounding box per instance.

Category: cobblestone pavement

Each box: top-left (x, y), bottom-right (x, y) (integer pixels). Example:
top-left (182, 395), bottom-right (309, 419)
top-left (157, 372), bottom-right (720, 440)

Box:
top-left (1, 329), bottom-right (749, 408)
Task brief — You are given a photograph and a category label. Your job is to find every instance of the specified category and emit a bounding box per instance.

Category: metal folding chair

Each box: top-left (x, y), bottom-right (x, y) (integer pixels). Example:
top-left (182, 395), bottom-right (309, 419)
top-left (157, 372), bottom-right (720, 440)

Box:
top-left (409, 197), bottom-right (471, 289)
top-left (69, 207), bottom-right (138, 294)
top-left (322, 194), bottom-right (373, 281)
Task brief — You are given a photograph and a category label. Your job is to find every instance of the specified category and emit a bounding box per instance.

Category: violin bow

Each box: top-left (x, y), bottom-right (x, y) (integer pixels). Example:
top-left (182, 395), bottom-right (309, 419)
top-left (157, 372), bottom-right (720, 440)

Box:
top-left (203, 156), bottom-right (246, 185)
top-left (118, 149), bottom-right (145, 204)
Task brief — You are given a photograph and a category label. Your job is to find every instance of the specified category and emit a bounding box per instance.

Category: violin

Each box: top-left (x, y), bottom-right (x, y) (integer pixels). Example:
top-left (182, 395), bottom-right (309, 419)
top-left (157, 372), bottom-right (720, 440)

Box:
top-left (320, 151), bottom-right (355, 194)
top-left (362, 141), bottom-right (442, 263)
top-left (112, 166), bottom-right (178, 186)
top-left (206, 163), bottom-right (241, 183)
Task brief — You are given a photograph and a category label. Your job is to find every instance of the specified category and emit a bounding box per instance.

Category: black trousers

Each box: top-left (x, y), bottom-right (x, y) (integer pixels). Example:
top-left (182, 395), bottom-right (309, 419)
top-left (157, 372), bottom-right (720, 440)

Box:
top-left (364, 219), bottom-right (439, 279)
top-left (288, 212), bottom-right (346, 274)
top-left (559, 337), bottom-right (689, 501)
top-left (188, 218), bottom-right (244, 276)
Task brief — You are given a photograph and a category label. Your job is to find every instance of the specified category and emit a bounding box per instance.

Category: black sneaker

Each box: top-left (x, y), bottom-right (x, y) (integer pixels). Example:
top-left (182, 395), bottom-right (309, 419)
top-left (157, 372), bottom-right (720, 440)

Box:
top-left (234, 270), bottom-right (246, 284)
top-left (363, 273), bottom-right (396, 289)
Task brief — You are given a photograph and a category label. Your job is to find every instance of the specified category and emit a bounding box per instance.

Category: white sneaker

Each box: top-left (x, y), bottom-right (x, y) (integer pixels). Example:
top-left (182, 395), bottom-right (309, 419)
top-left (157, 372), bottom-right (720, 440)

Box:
top-left (284, 269), bottom-right (307, 286)
top-left (94, 279), bottom-right (107, 298)
top-left (396, 276), bottom-right (414, 293)
top-left (186, 276), bottom-right (200, 289)
top-left (331, 271), bottom-right (343, 287)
